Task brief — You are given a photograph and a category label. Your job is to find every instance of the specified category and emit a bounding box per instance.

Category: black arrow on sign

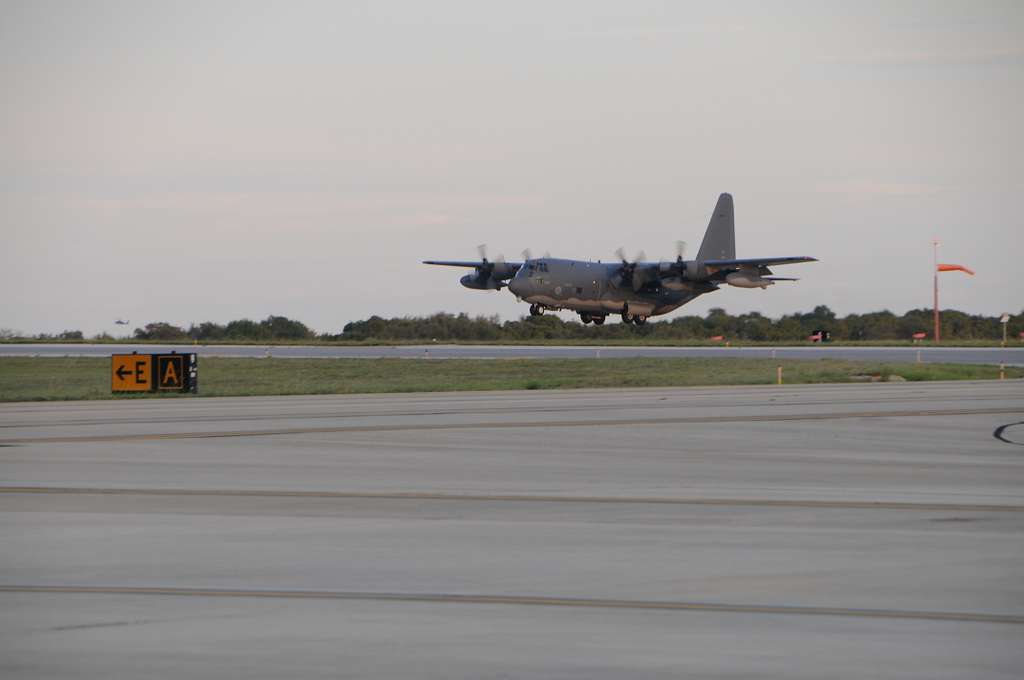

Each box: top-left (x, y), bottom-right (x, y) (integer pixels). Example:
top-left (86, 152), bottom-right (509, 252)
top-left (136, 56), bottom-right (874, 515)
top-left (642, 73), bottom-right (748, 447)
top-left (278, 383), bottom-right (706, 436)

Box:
top-left (115, 365), bottom-right (132, 381)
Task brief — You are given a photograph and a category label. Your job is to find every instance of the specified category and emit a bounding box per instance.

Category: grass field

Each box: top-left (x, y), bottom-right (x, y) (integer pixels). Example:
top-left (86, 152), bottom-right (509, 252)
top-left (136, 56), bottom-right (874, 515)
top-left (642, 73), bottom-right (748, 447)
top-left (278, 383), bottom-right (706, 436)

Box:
top-left (2, 338), bottom-right (1019, 348)
top-left (0, 356), bottom-right (1019, 402)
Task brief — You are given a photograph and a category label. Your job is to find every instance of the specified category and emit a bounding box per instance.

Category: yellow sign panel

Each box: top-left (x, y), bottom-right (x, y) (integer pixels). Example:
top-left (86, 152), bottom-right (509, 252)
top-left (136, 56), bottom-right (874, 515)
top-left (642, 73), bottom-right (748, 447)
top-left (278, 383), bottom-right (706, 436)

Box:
top-left (157, 355), bottom-right (184, 390)
top-left (111, 354), bottom-right (152, 392)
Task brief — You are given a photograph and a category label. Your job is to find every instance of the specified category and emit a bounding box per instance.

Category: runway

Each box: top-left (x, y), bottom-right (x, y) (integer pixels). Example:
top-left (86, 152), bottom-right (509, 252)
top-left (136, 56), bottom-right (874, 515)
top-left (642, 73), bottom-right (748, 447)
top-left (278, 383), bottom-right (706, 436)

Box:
top-left (2, 381), bottom-right (1023, 678)
top-left (2, 341), bottom-right (1022, 365)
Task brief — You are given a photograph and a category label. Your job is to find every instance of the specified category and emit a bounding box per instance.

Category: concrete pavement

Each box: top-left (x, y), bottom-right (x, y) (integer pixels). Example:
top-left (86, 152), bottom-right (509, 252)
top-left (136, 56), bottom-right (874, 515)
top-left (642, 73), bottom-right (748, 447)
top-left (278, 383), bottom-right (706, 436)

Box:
top-left (1, 381), bottom-right (1022, 678)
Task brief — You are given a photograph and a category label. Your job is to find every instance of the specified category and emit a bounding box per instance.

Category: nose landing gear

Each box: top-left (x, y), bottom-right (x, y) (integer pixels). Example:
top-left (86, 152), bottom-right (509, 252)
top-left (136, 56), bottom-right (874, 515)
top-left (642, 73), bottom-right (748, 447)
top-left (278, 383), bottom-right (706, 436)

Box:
top-left (529, 304), bottom-right (545, 316)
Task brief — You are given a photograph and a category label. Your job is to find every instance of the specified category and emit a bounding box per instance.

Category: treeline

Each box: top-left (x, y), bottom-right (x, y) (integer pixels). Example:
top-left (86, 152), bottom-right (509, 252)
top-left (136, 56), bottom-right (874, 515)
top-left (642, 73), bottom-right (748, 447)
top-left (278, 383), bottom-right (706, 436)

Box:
top-left (4, 307), bottom-right (1020, 343)
top-left (133, 316), bottom-right (315, 341)
top-left (338, 307), bottom-right (1022, 342)
top-left (0, 317), bottom-right (314, 342)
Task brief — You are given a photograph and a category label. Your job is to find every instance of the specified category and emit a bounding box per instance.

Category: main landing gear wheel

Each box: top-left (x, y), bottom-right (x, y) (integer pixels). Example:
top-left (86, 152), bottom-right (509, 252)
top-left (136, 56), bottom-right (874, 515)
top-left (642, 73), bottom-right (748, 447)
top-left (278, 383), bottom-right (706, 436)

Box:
top-left (580, 312), bottom-right (593, 324)
top-left (621, 312), bottom-right (647, 325)
top-left (592, 315), bottom-right (606, 325)
top-left (529, 304), bottom-right (544, 316)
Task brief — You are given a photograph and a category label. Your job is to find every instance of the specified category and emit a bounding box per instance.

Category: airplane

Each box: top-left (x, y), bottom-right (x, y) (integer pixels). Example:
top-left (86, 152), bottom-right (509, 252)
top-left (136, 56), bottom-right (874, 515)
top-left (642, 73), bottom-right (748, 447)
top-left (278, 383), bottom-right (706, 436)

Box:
top-left (424, 193), bottom-right (816, 325)
top-left (114, 319), bottom-right (130, 325)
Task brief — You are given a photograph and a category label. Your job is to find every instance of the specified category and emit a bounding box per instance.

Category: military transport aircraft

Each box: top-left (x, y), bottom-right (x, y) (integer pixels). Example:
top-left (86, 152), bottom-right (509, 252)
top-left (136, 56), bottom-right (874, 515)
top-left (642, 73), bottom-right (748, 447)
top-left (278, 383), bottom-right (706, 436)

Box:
top-left (424, 193), bottom-right (816, 325)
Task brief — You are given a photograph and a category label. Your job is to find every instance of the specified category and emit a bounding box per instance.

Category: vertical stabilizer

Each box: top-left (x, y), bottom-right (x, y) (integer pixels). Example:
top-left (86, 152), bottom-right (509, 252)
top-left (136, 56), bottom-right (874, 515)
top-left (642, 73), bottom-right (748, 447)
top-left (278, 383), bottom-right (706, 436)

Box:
top-left (696, 193), bottom-right (735, 262)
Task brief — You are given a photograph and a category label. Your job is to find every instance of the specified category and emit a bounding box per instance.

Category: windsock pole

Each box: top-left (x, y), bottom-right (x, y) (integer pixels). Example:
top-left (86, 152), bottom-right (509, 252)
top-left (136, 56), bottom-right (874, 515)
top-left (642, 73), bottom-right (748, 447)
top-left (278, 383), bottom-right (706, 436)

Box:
top-left (933, 240), bottom-right (940, 344)
top-left (932, 243), bottom-right (976, 345)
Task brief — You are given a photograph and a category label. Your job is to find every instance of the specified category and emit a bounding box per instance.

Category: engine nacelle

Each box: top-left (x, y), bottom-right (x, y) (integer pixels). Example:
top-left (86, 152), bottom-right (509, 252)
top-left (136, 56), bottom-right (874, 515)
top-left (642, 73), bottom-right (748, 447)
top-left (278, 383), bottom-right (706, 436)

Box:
top-left (660, 260), bottom-right (705, 281)
top-left (660, 276), bottom-right (692, 291)
top-left (725, 271), bottom-right (773, 289)
top-left (460, 273), bottom-right (501, 290)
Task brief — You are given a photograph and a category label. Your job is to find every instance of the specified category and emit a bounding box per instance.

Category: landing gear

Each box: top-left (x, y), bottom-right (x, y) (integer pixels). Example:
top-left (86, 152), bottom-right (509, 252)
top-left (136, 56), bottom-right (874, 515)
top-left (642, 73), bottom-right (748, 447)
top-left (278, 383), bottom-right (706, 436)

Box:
top-left (580, 312), bottom-right (592, 324)
top-left (529, 304), bottom-right (545, 317)
top-left (592, 315), bottom-right (606, 325)
top-left (621, 312), bottom-right (648, 326)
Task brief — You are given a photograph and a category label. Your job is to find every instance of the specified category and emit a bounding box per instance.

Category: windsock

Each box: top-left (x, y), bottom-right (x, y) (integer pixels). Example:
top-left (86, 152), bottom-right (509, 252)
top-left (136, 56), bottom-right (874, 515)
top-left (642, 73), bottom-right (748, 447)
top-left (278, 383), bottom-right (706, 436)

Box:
top-left (937, 263), bottom-right (975, 275)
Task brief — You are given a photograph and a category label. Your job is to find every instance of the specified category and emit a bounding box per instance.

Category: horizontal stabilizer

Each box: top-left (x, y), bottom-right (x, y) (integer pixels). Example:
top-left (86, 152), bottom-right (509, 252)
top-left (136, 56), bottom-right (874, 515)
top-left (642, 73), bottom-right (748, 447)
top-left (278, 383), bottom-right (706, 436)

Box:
top-left (704, 256), bottom-right (817, 269)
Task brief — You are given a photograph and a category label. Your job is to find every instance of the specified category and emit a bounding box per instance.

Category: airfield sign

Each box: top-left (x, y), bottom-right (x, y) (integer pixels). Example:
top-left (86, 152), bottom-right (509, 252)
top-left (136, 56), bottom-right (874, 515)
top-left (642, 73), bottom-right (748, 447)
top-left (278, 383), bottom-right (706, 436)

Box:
top-left (157, 354), bottom-right (184, 390)
top-left (111, 354), bottom-right (152, 392)
top-left (112, 353), bottom-right (197, 394)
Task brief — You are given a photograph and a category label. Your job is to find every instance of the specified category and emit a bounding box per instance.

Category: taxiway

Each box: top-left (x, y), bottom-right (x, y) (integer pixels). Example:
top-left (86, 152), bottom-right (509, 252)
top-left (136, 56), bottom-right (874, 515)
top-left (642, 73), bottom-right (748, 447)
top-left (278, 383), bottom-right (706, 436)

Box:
top-left (1, 381), bottom-right (1022, 678)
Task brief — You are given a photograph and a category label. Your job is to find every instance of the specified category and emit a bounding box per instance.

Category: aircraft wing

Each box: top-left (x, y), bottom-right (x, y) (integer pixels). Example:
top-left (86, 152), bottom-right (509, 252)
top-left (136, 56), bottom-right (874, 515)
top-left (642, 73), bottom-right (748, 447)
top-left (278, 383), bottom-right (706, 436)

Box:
top-left (423, 260), bottom-right (523, 268)
top-left (423, 260), bottom-right (523, 279)
top-left (703, 256), bottom-right (817, 270)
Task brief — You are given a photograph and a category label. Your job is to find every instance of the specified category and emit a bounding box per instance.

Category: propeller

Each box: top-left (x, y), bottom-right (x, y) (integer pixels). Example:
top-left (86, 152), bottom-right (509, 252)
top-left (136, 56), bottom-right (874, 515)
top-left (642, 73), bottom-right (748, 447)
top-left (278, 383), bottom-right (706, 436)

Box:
top-left (614, 248), bottom-right (648, 291)
top-left (473, 244), bottom-right (496, 286)
top-left (474, 244), bottom-right (512, 288)
top-left (669, 240), bottom-right (688, 275)
top-left (521, 248), bottom-right (533, 261)
top-left (615, 247), bottom-right (646, 265)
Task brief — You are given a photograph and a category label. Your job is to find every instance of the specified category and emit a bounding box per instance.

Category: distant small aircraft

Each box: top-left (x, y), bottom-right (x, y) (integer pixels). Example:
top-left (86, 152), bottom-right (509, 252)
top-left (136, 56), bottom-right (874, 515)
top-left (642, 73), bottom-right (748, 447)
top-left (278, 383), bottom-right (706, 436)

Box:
top-left (115, 319), bottom-right (129, 325)
top-left (425, 193), bottom-right (816, 325)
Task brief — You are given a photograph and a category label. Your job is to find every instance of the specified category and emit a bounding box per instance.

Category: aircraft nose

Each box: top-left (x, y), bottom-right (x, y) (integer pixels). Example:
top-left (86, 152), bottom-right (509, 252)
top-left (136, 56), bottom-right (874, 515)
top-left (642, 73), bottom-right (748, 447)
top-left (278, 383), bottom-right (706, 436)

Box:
top-left (508, 270), bottom-right (531, 297)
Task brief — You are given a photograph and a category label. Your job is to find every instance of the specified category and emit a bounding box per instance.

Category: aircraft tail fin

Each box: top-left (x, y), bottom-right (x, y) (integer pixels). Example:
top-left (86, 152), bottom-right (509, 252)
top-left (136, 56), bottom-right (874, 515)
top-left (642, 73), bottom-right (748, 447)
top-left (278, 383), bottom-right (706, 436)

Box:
top-left (696, 193), bottom-right (736, 262)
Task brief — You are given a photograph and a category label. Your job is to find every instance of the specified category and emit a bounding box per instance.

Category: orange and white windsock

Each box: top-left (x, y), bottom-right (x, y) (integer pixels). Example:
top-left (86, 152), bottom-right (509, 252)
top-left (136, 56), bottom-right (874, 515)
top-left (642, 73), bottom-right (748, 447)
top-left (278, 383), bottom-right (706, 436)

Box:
top-left (937, 263), bottom-right (975, 275)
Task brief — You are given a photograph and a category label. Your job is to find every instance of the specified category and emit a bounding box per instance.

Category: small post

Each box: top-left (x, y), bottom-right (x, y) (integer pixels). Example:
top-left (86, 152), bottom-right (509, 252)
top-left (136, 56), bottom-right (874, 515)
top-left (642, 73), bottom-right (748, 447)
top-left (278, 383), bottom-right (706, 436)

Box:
top-left (1000, 363), bottom-right (1005, 381)
top-left (777, 365), bottom-right (783, 385)
top-left (916, 350), bottom-right (921, 364)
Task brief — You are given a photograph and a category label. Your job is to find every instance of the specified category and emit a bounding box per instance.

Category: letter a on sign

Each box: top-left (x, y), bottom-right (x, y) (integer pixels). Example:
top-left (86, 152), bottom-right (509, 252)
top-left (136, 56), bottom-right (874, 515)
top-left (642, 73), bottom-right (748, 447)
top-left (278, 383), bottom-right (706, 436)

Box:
top-left (157, 355), bottom-right (184, 390)
top-left (163, 360), bottom-right (178, 385)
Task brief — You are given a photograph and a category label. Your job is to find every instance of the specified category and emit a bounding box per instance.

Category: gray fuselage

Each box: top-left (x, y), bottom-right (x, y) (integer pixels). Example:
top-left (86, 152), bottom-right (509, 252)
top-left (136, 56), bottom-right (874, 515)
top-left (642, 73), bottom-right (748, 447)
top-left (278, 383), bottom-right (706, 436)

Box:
top-left (506, 258), bottom-right (704, 318)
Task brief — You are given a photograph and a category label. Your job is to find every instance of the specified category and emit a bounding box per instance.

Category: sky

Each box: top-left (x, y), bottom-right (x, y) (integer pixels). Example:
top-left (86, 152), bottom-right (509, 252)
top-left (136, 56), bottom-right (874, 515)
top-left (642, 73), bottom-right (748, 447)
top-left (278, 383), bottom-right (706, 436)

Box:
top-left (1, 0), bottom-right (1021, 336)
